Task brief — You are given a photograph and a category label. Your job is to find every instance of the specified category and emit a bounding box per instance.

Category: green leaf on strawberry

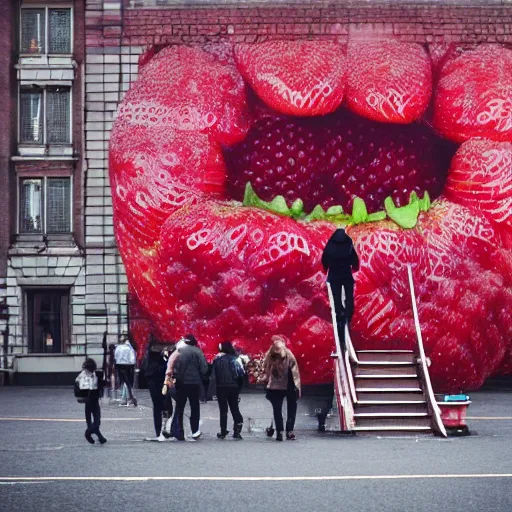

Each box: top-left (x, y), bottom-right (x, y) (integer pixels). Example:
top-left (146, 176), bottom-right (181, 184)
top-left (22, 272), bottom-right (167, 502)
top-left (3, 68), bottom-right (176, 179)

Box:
top-left (385, 191), bottom-right (431, 229)
top-left (243, 182), bottom-right (430, 229)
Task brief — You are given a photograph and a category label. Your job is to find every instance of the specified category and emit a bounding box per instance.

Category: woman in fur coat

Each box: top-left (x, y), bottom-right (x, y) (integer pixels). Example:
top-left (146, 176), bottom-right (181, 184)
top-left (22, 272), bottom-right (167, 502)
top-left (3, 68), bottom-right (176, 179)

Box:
top-left (263, 336), bottom-right (301, 441)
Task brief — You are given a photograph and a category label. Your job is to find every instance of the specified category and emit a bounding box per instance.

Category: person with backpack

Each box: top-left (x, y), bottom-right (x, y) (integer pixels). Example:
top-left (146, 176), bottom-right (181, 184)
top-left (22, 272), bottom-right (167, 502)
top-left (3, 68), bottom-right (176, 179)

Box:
top-left (114, 334), bottom-right (138, 407)
top-left (321, 228), bottom-right (360, 349)
top-left (75, 358), bottom-right (107, 445)
top-left (263, 336), bottom-right (301, 441)
top-left (166, 334), bottom-right (208, 441)
top-left (212, 341), bottom-right (245, 440)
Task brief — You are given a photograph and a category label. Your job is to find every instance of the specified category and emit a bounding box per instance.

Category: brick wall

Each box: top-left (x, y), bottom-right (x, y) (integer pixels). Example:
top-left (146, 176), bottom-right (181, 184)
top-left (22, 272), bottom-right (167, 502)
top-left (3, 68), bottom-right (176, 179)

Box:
top-left (85, 1), bottom-right (512, 48)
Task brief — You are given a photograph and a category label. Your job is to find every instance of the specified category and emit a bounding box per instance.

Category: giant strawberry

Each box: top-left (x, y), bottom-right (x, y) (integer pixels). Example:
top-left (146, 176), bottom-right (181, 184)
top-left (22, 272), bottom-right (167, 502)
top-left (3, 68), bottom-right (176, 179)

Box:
top-left (110, 40), bottom-right (512, 390)
top-left (433, 45), bottom-right (512, 142)
top-left (349, 200), bottom-right (512, 391)
top-left (445, 139), bottom-right (512, 247)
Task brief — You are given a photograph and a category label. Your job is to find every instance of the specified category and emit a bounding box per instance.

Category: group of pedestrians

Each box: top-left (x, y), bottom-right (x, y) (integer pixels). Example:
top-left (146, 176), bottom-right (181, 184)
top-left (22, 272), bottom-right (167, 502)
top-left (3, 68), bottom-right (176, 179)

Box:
top-left (74, 228), bottom-right (359, 445)
top-left (143, 333), bottom-right (300, 442)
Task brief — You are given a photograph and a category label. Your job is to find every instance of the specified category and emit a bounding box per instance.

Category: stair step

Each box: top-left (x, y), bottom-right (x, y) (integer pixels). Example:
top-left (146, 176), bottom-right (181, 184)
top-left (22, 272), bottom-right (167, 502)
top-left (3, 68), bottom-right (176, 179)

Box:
top-left (357, 350), bottom-right (414, 353)
top-left (354, 412), bottom-right (429, 418)
top-left (354, 417), bottom-right (432, 429)
top-left (353, 427), bottom-right (433, 434)
top-left (355, 366), bottom-right (418, 378)
top-left (356, 378), bottom-right (421, 391)
top-left (354, 404), bottom-right (429, 416)
top-left (357, 392), bottom-right (426, 404)
top-left (357, 388), bottom-right (422, 393)
top-left (357, 352), bottom-right (416, 364)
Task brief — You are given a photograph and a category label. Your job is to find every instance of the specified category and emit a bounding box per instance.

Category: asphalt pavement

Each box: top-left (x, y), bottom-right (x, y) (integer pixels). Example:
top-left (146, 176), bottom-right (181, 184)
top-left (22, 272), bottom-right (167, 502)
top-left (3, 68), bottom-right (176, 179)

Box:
top-left (1, 385), bottom-right (512, 512)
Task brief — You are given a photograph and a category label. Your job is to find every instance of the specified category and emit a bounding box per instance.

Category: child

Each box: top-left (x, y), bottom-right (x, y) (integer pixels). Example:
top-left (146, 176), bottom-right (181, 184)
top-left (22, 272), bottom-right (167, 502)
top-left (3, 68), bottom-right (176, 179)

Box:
top-left (75, 358), bottom-right (107, 445)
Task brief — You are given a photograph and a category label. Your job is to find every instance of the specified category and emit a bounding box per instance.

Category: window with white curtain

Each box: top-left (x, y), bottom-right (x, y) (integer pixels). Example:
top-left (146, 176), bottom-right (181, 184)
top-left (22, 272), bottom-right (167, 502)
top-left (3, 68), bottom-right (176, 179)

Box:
top-left (20, 7), bottom-right (72, 55)
top-left (20, 86), bottom-right (71, 145)
top-left (20, 177), bottom-right (71, 234)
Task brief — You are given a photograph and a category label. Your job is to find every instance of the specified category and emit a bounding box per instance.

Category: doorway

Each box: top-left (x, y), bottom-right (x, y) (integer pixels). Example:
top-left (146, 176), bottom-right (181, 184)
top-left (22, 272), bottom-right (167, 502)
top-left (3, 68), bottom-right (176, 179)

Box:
top-left (26, 289), bottom-right (70, 353)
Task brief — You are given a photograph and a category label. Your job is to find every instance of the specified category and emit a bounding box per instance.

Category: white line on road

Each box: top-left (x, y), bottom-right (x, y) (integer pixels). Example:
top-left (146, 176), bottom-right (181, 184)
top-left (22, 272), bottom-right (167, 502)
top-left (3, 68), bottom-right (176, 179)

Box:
top-left (1, 474), bottom-right (512, 483)
top-left (0, 417), bottom-right (142, 422)
top-left (0, 482), bottom-right (50, 485)
top-left (466, 417), bottom-right (512, 420)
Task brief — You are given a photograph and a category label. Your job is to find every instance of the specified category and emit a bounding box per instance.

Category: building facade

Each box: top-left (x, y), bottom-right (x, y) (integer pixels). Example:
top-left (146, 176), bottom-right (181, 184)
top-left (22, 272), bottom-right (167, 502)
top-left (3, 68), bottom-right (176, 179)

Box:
top-left (0, 0), bottom-right (511, 384)
top-left (0, 0), bottom-right (128, 384)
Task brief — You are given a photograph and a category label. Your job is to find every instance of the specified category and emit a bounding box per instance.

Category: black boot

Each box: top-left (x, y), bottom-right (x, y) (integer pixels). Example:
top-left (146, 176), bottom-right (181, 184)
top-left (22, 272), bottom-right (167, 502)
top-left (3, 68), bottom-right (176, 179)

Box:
top-left (97, 432), bottom-right (107, 444)
top-left (233, 423), bottom-right (243, 440)
top-left (217, 430), bottom-right (229, 439)
top-left (85, 429), bottom-right (95, 444)
top-left (276, 431), bottom-right (283, 442)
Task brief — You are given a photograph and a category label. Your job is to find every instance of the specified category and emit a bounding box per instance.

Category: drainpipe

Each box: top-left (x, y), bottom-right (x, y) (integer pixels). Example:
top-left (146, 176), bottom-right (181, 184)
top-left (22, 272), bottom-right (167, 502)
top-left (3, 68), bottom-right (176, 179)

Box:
top-left (1, 326), bottom-right (9, 385)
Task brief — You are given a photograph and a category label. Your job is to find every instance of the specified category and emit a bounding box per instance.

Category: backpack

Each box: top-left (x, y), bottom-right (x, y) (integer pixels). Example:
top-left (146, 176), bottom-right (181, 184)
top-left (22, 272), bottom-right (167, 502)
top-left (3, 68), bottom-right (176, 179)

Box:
top-left (74, 381), bottom-right (90, 403)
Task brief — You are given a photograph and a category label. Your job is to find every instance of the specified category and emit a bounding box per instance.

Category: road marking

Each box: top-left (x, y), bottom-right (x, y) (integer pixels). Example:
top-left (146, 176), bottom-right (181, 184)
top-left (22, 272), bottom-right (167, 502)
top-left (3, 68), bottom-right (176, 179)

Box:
top-left (1, 474), bottom-right (512, 483)
top-left (0, 417), bottom-right (142, 423)
top-left (0, 482), bottom-right (49, 486)
top-left (466, 416), bottom-right (512, 420)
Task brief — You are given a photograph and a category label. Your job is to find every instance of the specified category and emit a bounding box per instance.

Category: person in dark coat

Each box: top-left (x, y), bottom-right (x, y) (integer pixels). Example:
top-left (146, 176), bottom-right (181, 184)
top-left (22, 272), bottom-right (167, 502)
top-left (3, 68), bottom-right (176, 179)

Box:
top-left (321, 228), bottom-right (360, 347)
top-left (172, 334), bottom-right (209, 440)
top-left (212, 341), bottom-right (245, 440)
top-left (143, 338), bottom-right (168, 441)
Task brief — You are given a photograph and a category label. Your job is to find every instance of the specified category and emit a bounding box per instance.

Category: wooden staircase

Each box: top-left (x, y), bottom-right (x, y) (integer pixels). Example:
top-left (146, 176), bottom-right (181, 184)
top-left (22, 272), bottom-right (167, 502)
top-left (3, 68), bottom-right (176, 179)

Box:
top-left (351, 350), bottom-right (432, 434)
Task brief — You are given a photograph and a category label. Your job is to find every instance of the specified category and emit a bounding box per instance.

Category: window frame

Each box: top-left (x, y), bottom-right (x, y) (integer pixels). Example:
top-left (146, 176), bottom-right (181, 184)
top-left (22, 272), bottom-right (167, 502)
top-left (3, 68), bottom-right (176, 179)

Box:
top-left (25, 287), bottom-right (71, 354)
top-left (19, 5), bottom-right (74, 57)
top-left (18, 85), bottom-right (73, 147)
top-left (18, 175), bottom-right (74, 235)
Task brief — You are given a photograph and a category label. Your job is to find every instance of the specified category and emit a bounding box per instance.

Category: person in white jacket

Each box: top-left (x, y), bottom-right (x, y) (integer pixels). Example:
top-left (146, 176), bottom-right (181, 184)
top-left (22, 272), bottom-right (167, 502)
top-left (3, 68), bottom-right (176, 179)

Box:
top-left (114, 335), bottom-right (137, 407)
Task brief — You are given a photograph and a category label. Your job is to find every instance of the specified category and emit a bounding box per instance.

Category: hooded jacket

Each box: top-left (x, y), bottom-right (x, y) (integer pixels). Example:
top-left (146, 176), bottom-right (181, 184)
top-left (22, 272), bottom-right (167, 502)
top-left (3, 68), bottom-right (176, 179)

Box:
top-left (212, 353), bottom-right (245, 388)
top-left (321, 229), bottom-right (359, 281)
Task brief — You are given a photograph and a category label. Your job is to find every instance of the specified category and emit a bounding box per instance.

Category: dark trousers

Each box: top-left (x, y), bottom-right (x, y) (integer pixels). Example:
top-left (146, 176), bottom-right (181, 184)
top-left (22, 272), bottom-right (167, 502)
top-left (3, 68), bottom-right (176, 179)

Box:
top-left (85, 395), bottom-right (102, 436)
top-left (175, 383), bottom-right (201, 436)
top-left (266, 388), bottom-right (298, 433)
top-left (329, 278), bottom-right (354, 322)
top-left (317, 383), bottom-right (335, 427)
top-left (148, 378), bottom-right (164, 436)
top-left (330, 278), bottom-right (354, 351)
top-left (117, 365), bottom-right (135, 401)
top-left (162, 387), bottom-right (180, 438)
top-left (217, 386), bottom-right (243, 432)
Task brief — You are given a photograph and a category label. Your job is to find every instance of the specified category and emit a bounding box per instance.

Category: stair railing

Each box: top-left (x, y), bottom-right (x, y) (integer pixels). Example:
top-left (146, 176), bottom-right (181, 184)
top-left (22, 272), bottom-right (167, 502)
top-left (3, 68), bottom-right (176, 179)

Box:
top-left (344, 322), bottom-right (359, 365)
top-left (406, 264), bottom-right (447, 437)
top-left (327, 282), bottom-right (356, 430)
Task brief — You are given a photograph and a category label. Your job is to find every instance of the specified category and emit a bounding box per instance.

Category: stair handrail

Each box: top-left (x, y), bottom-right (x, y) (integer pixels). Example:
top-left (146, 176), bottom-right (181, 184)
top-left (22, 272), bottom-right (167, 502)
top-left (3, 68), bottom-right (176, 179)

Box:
top-left (344, 322), bottom-right (359, 365)
top-left (327, 282), bottom-right (357, 428)
top-left (326, 282), bottom-right (358, 403)
top-left (406, 264), bottom-right (447, 437)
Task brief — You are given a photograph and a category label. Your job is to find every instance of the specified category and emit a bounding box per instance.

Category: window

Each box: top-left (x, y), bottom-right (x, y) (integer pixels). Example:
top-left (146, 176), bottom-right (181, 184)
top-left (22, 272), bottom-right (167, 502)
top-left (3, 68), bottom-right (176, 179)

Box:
top-left (19, 86), bottom-right (71, 145)
top-left (20, 7), bottom-right (72, 55)
top-left (26, 289), bottom-right (70, 353)
top-left (20, 177), bottom-right (71, 234)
